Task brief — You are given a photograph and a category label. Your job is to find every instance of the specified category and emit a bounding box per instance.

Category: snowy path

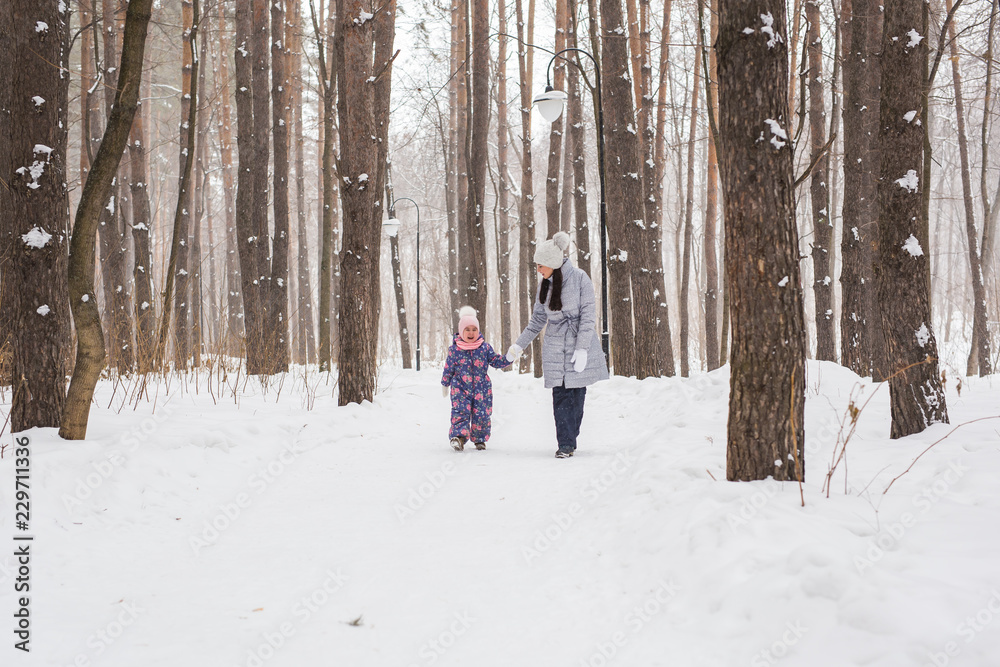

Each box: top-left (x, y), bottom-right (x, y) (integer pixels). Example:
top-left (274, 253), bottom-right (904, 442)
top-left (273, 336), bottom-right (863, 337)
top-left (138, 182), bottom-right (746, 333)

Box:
top-left (3, 363), bottom-right (1000, 666)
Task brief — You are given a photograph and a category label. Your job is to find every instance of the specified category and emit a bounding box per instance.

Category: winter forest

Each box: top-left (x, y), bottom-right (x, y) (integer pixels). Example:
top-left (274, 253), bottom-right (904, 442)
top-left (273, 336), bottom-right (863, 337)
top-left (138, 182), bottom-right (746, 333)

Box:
top-left (3, 0), bottom-right (1000, 664)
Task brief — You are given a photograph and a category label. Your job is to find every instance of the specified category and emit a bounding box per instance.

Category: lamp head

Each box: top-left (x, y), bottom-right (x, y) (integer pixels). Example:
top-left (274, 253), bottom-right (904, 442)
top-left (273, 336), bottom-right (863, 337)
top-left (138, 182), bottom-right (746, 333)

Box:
top-left (532, 87), bottom-right (568, 123)
top-left (382, 217), bottom-right (401, 237)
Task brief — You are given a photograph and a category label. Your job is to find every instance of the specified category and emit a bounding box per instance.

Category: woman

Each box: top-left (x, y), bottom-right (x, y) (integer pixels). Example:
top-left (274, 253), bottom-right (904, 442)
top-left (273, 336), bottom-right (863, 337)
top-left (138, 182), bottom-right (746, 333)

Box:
top-left (506, 231), bottom-right (609, 458)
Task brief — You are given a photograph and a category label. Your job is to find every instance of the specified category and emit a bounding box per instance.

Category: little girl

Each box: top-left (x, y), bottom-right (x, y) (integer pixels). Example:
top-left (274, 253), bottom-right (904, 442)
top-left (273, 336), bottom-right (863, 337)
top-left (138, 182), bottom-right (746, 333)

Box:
top-left (441, 306), bottom-right (512, 451)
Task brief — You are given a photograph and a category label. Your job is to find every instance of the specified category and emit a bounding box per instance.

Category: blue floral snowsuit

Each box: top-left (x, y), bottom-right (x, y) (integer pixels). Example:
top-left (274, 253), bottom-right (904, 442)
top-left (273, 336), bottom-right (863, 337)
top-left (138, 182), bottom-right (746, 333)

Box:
top-left (441, 334), bottom-right (511, 443)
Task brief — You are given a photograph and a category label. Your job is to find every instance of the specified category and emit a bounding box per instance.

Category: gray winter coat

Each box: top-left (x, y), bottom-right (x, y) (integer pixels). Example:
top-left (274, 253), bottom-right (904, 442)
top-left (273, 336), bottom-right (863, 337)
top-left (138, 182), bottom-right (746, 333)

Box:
top-left (515, 258), bottom-right (610, 389)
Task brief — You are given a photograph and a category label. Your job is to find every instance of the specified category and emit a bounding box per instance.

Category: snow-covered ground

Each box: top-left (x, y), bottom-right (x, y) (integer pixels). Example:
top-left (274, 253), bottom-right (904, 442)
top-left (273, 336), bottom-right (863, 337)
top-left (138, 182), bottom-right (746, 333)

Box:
top-left (2, 360), bottom-right (999, 666)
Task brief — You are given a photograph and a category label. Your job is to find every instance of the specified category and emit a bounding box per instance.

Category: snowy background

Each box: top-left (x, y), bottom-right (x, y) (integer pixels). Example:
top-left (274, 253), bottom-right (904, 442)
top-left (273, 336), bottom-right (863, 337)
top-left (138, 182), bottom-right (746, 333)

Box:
top-left (2, 354), bottom-right (999, 666)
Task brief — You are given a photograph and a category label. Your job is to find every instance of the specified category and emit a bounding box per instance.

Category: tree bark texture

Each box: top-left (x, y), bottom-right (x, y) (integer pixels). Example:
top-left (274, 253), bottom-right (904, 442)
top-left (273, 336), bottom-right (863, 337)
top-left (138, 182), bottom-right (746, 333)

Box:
top-left (717, 1), bottom-right (806, 481)
top-left (2, 0), bottom-right (71, 430)
top-left (840, 0), bottom-right (882, 377)
top-left (464, 0), bottom-right (490, 327)
top-left (336, 0), bottom-right (396, 404)
top-left (269, 0), bottom-right (290, 372)
top-left (599, 0), bottom-right (641, 377)
top-left (876, 0), bottom-right (949, 438)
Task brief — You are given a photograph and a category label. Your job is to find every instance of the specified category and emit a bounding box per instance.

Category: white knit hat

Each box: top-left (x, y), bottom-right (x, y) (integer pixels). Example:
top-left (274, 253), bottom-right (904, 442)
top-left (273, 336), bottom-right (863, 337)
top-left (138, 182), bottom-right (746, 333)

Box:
top-left (534, 231), bottom-right (571, 269)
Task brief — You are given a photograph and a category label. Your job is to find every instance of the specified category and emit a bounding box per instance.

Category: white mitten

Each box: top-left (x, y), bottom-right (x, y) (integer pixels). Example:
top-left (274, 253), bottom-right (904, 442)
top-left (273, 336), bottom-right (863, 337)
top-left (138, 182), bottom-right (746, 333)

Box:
top-left (571, 349), bottom-right (588, 373)
top-left (505, 344), bottom-right (523, 363)
top-left (442, 385), bottom-right (450, 398)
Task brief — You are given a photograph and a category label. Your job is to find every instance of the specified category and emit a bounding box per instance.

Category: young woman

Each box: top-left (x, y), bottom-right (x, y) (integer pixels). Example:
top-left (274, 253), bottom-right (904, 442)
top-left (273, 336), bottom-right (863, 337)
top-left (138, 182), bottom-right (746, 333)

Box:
top-left (507, 232), bottom-right (609, 457)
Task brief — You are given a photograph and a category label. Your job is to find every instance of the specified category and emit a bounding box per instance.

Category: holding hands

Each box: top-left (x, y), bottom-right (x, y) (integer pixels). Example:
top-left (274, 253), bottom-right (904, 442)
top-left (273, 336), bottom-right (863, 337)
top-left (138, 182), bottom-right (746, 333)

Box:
top-left (505, 344), bottom-right (523, 363)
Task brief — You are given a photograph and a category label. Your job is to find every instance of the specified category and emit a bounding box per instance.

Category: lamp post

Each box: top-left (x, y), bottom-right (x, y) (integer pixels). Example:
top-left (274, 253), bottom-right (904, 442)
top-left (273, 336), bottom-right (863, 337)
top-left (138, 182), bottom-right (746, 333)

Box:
top-left (532, 48), bottom-right (609, 359)
top-left (383, 197), bottom-right (421, 370)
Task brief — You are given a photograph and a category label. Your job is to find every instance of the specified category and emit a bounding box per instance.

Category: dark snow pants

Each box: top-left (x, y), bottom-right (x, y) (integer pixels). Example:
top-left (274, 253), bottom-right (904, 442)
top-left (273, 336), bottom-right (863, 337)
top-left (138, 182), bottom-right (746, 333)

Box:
top-left (552, 384), bottom-right (587, 452)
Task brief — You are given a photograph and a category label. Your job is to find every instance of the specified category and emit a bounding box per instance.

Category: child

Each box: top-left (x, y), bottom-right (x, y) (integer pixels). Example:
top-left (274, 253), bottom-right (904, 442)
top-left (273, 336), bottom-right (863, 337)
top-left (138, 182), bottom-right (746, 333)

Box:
top-left (441, 306), bottom-right (512, 451)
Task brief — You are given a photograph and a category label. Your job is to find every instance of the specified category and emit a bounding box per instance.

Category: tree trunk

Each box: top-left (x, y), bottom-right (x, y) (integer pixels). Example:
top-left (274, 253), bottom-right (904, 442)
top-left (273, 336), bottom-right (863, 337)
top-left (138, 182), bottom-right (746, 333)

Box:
top-left (515, 0), bottom-right (538, 374)
top-left (310, 0), bottom-right (336, 372)
top-left (545, 0), bottom-right (568, 237)
top-left (128, 74), bottom-right (155, 374)
top-left (234, 0), bottom-right (266, 373)
top-left (876, 0), bottom-right (949, 438)
top-left (447, 0), bottom-right (461, 332)
top-left (191, 21), bottom-right (210, 368)
top-left (100, 0), bottom-right (135, 374)
top-left (385, 163), bottom-right (413, 368)
top-left (599, 0), bottom-right (640, 377)
top-left (336, 0), bottom-right (396, 404)
top-left (62, 0), bottom-right (154, 439)
top-left (717, 1), bottom-right (806, 481)
top-left (944, 0), bottom-right (990, 376)
top-left (840, 0), bottom-right (882, 377)
top-left (289, 0), bottom-right (316, 365)
top-left (465, 0), bottom-right (490, 325)
top-left (805, 0), bottom-right (835, 362)
top-left (269, 0), bottom-right (290, 373)
top-left (704, 0), bottom-right (721, 371)
top-left (172, 0), bottom-right (195, 370)
top-left (679, 36), bottom-right (701, 377)
top-left (567, 0), bottom-right (591, 279)
top-left (155, 0), bottom-right (200, 372)
top-left (2, 0), bottom-right (71, 430)
top-left (215, 1), bottom-right (244, 354)
top-left (497, 0), bottom-right (513, 355)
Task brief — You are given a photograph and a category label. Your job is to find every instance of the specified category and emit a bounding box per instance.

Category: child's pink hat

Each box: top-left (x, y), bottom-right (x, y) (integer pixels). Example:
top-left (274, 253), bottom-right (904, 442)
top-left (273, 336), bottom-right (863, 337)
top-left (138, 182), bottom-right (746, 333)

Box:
top-left (458, 306), bottom-right (479, 333)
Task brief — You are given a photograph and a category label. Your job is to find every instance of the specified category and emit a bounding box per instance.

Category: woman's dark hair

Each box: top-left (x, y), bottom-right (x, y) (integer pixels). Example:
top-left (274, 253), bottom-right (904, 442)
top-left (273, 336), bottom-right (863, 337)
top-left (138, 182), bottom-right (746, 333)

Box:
top-left (539, 267), bottom-right (563, 311)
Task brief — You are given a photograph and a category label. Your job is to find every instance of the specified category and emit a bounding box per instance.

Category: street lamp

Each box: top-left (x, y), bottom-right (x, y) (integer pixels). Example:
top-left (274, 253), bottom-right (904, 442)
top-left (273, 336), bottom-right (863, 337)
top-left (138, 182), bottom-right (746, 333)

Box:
top-left (383, 197), bottom-right (421, 370)
top-left (532, 48), bottom-right (610, 359)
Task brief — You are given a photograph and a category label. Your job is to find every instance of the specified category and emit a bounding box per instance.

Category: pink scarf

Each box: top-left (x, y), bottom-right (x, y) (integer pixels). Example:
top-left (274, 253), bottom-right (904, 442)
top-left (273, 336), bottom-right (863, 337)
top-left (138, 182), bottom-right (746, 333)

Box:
top-left (455, 334), bottom-right (484, 351)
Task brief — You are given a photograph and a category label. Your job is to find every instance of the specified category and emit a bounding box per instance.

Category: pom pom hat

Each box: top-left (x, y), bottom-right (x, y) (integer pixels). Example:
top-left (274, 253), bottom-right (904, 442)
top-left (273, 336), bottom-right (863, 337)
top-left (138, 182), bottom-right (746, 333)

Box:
top-left (458, 306), bottom-right (479, 334)
top-left (534, 231), bottom-right (571, 269)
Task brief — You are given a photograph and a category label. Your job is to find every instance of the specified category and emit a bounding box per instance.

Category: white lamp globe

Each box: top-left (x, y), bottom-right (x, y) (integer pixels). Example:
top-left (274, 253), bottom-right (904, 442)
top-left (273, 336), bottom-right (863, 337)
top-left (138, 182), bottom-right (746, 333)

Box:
top-left (382, 217), bottom-right (401, 237)
top-left (532, 89), bottom-right (568, 123)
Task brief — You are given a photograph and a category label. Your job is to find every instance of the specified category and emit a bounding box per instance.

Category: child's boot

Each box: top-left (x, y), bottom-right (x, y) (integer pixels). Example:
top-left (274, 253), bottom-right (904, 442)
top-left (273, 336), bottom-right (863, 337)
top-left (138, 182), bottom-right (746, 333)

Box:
top-left (474, 442), bottom-right (486, 450)
top-left (450, 437), bottom-right (465, 451)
